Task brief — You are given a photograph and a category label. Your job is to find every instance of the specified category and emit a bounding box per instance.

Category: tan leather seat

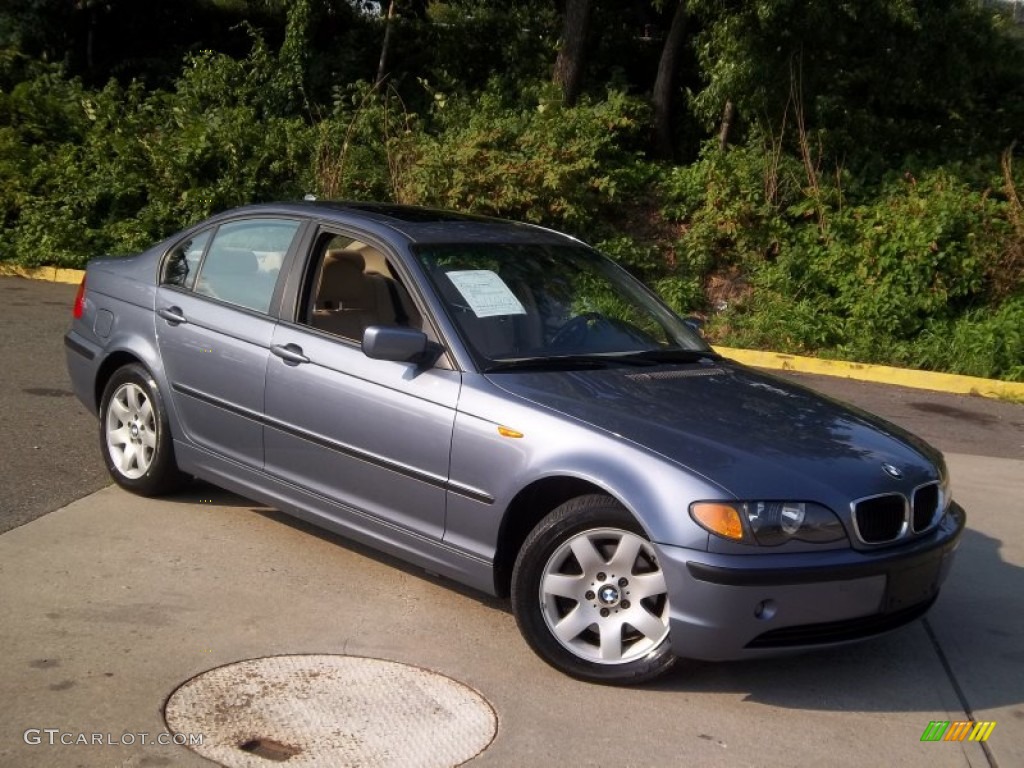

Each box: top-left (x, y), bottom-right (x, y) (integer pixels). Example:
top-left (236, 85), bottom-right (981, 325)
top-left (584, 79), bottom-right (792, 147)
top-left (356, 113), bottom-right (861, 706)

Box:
top-left (312, 250), bottom-right (396, 341)
top-left (350, 244), bottom-right (423, 331)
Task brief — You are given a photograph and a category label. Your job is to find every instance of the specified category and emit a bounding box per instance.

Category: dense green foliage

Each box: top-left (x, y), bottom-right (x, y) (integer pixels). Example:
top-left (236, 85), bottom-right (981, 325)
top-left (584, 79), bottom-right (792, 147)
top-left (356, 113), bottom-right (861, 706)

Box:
top-left (1, 0), bottom-right (1022, 380)
top-left (665, 147), bottom-right (1024, 379)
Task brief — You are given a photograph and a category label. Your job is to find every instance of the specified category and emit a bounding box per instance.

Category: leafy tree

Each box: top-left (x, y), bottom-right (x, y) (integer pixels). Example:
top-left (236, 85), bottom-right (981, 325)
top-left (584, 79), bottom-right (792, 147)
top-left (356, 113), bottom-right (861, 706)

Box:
top-left (689, 0), bottom-right (1024, 167)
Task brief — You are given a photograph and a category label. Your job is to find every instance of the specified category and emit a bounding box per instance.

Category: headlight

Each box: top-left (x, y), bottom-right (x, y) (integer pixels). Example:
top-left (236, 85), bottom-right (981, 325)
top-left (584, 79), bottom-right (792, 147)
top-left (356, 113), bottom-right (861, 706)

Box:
top-left (690, 501), bottom-right (846, 546)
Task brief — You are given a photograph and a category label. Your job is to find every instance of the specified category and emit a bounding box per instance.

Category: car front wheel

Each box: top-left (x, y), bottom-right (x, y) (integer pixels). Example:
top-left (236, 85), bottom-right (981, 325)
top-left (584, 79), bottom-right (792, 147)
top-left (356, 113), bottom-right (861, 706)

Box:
top-left (99, 363), bottom-right (185, 496)
top-left (511, 495), bottom-right (676, 684)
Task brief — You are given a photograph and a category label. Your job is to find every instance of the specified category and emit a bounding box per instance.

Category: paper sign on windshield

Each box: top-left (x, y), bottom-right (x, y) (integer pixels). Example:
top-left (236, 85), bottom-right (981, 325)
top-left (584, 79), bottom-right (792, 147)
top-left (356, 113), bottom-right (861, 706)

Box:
top-left (446, 270), bottom-right (527, 318)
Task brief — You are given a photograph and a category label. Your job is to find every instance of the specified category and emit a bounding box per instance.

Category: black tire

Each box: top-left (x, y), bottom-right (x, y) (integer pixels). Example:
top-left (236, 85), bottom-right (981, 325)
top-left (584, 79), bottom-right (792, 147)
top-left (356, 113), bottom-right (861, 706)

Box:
top-left (511, 494), bottom-right (677, 685)
top-left (99, 363), bottom-right (185, 496)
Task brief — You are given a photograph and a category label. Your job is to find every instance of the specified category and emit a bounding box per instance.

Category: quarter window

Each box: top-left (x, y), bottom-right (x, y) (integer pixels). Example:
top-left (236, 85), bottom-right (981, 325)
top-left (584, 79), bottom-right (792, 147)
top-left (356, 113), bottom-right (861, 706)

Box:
top-left (162, 229), bottom-right (211, 290)
top-left (193, 219), bottom-right (301, 313)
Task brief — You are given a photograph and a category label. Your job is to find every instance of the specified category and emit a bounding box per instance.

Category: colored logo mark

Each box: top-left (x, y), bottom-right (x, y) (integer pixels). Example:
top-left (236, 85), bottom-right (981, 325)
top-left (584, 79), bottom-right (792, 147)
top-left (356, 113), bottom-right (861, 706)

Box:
top-left (920, 720), bottom-right (996, 742)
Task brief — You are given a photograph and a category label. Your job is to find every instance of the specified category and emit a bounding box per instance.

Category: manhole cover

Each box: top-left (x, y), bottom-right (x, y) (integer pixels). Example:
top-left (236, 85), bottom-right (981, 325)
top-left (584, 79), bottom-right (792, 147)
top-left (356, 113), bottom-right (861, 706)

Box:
top-left (164, 655), bottom-right (497, 767)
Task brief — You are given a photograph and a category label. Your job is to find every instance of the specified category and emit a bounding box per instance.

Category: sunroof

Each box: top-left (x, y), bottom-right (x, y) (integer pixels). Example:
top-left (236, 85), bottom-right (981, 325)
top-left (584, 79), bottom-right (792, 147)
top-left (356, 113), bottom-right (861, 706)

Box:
top-left (334, 202), bottom-right (494, 223)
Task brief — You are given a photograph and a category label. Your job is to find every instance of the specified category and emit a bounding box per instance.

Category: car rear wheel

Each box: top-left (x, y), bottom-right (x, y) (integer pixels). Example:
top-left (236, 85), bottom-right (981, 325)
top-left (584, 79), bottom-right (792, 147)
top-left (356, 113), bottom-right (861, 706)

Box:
top-left (100, 363), bottom-right (185, 496)
top-left (511, 495), bottom-right (676, 684)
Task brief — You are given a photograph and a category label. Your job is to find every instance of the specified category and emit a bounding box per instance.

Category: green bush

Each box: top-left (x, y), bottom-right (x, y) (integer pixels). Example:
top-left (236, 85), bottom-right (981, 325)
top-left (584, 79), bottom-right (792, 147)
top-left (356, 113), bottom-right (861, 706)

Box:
top-left (316, 80), bottom-right (651, 236)
top-left (1, 40), bottom-right (313, 267)
top-left (675, 148), bottom-right (1024, 380)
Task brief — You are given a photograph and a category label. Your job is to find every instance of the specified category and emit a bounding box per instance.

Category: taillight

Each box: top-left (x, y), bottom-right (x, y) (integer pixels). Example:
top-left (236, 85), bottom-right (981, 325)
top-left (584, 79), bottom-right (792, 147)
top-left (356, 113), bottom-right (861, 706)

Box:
top-left (72, 276), bottom-right (86, 319)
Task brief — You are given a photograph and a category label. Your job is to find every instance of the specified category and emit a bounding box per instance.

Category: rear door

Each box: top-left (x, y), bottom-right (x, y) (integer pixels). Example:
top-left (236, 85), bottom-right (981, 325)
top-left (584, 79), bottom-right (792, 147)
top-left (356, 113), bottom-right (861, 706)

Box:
top-left (155, 217), bottom-right (303, 467)
top-left (262, 226), bottom-right (460, 539)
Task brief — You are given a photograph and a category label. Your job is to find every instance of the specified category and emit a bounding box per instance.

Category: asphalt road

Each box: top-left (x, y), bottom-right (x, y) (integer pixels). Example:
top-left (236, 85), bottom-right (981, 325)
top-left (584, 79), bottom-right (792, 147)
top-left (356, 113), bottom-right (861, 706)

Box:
top-left (0, 277), bottom-right (108, 533)
top-left (1, 273), bottom-right (1022, 534)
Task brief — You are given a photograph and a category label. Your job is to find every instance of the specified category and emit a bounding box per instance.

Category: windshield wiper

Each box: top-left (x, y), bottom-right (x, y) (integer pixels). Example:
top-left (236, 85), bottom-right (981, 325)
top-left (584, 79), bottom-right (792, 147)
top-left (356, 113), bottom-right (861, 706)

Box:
top-left (483, 349), bottom-right (722, 373)
top-left (618, 348), bottom-right (722, 364)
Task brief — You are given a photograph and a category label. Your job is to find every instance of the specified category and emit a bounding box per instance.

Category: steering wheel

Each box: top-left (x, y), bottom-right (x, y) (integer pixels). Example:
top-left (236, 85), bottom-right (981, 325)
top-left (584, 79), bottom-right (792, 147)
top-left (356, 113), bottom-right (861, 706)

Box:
top-left (550, 312), bottom-right (614, 350)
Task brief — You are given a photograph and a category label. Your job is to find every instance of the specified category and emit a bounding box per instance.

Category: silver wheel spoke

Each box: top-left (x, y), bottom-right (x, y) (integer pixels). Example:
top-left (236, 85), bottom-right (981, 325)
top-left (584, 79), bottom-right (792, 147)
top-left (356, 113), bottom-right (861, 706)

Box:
top-left (553, 606), bottom-right (593, 644)
top-left (607, 534), bottom-right (642, 574)
top-left (569, 535), bottom-right (605, 573)
top-left (119, 442), bottom-right (137, 473)
top-left (140, 427), bottom-right (157, 451)
top-left (542, 573), bottom-right (584, 600)
top-left (628, 571), bottom-right (667, 600)
top-left (599, 617), bottom-right (625, 661)
top-left (627, 606), bottom-right (667, 641)
top-left (138, 397), bottom-right (155, 427)
top-left (110, 396), bottom-right (131, 422)
top-left (109, 426), bottom-right (132, 447)
top-left (127, 383), bottom-right (145, 410)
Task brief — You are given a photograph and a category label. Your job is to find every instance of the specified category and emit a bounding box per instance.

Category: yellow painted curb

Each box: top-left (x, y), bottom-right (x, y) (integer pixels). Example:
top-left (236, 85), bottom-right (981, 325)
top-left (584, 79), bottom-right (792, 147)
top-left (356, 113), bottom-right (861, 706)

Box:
top-left (716, 346), bottom-right (1024, 403)
top-left (0, 264), bottom-right (84, 284)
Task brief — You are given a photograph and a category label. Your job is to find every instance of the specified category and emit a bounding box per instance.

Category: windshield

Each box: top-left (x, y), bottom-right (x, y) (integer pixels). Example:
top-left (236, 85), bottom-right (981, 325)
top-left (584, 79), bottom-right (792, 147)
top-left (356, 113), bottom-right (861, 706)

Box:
top-left (413, 242), bottom-right (711, 369)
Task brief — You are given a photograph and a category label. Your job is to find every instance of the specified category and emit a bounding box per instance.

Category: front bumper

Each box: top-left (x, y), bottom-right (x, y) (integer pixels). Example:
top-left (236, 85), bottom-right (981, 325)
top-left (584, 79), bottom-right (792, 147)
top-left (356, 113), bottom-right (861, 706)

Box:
top-left (655, 501), bottom-right (965, 661)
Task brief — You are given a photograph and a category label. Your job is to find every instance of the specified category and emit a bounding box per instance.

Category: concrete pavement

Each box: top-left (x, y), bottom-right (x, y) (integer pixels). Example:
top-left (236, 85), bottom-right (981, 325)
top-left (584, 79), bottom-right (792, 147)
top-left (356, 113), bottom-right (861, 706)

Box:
top-left (1, 452), bottom-right (1020, 767)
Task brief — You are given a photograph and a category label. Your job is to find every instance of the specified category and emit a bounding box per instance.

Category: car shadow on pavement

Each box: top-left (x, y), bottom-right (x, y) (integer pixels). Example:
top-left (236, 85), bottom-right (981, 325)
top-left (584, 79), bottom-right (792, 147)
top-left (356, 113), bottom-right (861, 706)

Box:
top-left (161, 480), bottom-right (275, 509)
top-left (648, 526), bottom-right (1024, 715)
top-left (154, 484), bottom-right (508, 610)
top-left (250, 507), bottom-right (511, 612)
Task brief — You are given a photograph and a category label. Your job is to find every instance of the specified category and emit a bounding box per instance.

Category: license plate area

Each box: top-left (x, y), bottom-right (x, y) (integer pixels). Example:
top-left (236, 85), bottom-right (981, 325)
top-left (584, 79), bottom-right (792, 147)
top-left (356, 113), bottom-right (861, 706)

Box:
top-left (884, 556), bottom-right (942, 613)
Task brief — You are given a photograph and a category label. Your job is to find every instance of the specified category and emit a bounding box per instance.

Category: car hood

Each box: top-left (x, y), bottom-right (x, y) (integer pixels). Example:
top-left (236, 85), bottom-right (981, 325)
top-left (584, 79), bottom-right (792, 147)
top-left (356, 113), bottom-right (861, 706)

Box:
top-left (485, 360), bottom-right (943, 504)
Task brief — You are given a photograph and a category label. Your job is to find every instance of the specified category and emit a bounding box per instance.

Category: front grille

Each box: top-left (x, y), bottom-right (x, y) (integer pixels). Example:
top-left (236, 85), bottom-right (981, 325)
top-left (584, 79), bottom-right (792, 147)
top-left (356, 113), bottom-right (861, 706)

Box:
top-left (912, 483), bottom-right (940, 532)
top-left (746, 597), bottom-right (935, 648)
top-left (853, 494), bottom-right (907, 544)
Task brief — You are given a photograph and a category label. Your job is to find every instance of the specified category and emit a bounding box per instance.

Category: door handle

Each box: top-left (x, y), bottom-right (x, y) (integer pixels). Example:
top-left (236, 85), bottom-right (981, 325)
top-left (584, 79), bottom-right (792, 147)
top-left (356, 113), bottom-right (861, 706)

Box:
top-left (271, 343), bottom-right (310, 365)
top-left (157, 306), bottom-right (187, 324)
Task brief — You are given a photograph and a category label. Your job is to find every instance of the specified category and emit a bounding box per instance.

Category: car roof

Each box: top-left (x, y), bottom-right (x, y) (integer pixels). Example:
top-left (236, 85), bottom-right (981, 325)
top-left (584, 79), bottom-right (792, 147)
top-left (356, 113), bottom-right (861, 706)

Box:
top-left (227, 201), bottom-right (580, 246)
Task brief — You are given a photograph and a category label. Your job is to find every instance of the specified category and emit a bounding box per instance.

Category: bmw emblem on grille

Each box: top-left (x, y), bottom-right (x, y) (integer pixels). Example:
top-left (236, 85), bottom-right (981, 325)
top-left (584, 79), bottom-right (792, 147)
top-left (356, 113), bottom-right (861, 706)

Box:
top-left (881, 462), bottom-right (903, 479)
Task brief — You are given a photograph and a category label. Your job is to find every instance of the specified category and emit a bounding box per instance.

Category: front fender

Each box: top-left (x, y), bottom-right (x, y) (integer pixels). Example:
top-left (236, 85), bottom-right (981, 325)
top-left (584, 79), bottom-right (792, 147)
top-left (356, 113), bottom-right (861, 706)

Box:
top-left (444, 375), bottom-right (725, 563)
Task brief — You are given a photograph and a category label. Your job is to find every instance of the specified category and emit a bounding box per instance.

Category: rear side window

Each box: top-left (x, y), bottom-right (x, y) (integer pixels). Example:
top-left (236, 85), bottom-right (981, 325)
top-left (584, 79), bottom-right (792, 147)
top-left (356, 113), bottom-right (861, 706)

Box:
top-left (163, 230), bottom-right (211, 290)
top-left (192, 219), bottom-right (301, 313)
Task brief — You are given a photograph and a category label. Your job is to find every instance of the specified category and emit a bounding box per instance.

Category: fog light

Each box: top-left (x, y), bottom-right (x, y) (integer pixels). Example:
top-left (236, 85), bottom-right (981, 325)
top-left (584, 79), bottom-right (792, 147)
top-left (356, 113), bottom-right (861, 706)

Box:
top-left (754, 600), bottom-right (777, 621)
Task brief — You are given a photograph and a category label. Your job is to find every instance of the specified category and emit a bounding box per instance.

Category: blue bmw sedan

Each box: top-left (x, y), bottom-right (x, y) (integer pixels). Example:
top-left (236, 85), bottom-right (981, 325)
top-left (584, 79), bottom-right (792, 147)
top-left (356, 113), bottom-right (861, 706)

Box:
top-left (65, 202), bottom-right (965, 684)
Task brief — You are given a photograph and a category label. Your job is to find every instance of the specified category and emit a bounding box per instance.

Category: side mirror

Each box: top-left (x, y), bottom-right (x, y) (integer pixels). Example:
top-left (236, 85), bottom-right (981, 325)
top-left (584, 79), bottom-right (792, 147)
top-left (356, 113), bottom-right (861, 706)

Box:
top-left (362, 326), bottom-right (429, 363)
top-left (683, 316), bottom-right (705, 337)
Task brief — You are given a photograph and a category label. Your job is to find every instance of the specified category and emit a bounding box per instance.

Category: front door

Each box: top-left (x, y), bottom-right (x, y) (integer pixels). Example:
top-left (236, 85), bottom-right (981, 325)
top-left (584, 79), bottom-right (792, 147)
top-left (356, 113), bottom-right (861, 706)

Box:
top-left (262, 229), bottom-right (460, 539)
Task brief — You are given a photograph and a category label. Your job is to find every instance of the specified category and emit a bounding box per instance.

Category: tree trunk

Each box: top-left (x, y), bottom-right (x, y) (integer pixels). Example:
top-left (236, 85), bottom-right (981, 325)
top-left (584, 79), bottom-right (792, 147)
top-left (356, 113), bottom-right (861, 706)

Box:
top-left (651, 0), bottom-right (689, 160)
top-left (718, 100), bottom-right (735, 150)
top-left (376, 0), bottom-right (397, 86)
top-left (553, 0), bottom-right (593, 106)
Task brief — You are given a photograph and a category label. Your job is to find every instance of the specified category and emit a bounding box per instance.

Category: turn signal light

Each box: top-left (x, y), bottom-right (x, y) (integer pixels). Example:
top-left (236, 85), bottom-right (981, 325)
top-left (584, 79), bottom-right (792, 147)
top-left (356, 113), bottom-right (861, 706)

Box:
top-left (691, 503), bottom-right (745, 541)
